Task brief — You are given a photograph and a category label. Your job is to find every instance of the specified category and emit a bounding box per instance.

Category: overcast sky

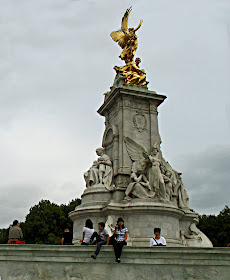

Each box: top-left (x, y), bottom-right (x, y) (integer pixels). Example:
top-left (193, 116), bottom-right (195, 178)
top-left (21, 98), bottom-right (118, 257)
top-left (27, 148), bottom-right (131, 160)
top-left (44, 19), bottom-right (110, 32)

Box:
top-left (0, 0), bottom-right (229, 228)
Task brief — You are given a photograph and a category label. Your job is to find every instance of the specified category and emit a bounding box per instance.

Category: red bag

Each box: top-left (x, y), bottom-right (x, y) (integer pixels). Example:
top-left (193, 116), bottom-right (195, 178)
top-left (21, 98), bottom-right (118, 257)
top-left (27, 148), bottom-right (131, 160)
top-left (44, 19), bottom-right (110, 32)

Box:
top-left (9, 240), bottom-right (25, 244)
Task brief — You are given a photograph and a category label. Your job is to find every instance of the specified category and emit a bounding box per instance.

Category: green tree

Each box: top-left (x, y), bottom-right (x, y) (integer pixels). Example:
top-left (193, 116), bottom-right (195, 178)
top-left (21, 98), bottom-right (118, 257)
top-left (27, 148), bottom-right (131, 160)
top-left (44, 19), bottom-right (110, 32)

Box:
top-left (198, 205), bottom-right (230, 247)
top-left (0, 228), bottom-right (9, 244)
top-left (23, 199), bottom-right (81, 244)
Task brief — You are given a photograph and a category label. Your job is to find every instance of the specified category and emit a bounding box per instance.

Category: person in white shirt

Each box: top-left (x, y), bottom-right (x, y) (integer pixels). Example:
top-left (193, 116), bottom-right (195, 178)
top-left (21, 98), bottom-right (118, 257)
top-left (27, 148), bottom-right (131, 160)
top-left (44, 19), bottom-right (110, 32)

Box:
top-left (150, 228), bottom-right (166, 246)
top-left (80, 219), bottom-right (94, 245)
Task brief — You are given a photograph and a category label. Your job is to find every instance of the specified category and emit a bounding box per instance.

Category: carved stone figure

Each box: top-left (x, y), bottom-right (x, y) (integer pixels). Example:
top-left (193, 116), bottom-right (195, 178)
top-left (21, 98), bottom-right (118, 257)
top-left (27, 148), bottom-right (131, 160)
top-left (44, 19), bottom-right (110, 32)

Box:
top-left (84, 161), bottom-right (99, 188)
top-left (123, 136), bottom-right (192, 205)
top-left (110, 7), bottom-right (147, 86)
top-left (181, 218), bottom-right (213, 247)
top-left (174, 172), bottom-right (189, 209)
top-left (124, 137), bottom-right (168, 200)
top-left (124, 163), bottom-right (153, 200)
top-left (83, 148), bottom-right (114, 191)
top-left (163, 170), bottom-right (173, 201)
top-left (180, 230), bottom-right (194, 246)
top-left (147, 144), bottom-right (166, 200)
top-left (95, 148), bottom-right (114, 190)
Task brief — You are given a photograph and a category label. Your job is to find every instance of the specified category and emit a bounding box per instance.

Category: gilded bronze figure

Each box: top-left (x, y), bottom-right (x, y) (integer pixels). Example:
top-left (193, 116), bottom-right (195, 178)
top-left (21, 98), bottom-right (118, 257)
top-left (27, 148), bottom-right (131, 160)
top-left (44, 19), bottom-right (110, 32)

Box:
top-left (110, 7), bottom-right (147, 86)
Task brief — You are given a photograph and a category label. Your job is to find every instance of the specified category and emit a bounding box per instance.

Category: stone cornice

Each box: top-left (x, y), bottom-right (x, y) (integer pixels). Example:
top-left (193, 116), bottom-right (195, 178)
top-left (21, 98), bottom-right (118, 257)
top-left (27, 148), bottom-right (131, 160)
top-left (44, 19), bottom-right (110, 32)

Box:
top-left (98, 86), bottom-right (167, 116)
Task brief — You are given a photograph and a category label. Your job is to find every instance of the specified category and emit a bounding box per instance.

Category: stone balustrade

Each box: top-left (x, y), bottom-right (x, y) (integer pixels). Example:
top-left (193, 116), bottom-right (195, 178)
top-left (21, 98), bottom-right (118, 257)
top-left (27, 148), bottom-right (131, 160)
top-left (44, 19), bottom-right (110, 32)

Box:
top-left (0, 245), bottom-right (229, 279)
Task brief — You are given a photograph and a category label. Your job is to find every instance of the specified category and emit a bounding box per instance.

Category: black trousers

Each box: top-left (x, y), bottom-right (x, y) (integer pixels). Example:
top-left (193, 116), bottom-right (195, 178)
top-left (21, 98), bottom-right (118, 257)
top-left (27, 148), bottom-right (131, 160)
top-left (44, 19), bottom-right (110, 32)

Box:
top-left (90, 231), bottom-right (102, 243)
top-left (113, 240), bottom-right (127, 259)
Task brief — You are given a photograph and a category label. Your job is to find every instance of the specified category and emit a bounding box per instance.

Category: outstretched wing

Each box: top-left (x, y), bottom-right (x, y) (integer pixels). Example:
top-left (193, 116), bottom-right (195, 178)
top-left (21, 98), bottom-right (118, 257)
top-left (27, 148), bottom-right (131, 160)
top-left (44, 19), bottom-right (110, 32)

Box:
top-left (110, 31), bottom-right (127, 48)
top-left (121, 7), bottom-right (132, 33)
top-left (124, 137), bottom-right (147, 162)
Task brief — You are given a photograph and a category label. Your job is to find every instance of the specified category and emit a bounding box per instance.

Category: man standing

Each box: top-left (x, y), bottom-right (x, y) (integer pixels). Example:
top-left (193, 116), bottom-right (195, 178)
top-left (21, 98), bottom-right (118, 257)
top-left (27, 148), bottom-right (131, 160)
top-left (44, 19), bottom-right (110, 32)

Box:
top-left (8, 220), bottom-right (23, 244)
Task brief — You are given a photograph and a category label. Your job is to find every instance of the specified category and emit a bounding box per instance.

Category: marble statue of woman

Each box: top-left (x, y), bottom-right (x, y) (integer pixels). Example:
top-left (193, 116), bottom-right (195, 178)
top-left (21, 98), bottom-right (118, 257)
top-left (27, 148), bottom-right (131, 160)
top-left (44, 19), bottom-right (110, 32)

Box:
top-left (147, 146), bottom-right (166, 200)
top-left (175, 172), bottom-right (189, 209)
top-left (96, 147), bottom-right (114, 190)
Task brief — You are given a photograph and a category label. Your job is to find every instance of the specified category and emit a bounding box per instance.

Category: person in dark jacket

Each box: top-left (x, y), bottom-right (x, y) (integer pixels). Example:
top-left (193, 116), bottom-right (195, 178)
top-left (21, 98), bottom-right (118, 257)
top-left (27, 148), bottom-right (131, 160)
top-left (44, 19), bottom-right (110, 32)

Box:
top-left (62, 229), bottom-right (73, 245)
top-left (8, 220), bottom-right (23, 244)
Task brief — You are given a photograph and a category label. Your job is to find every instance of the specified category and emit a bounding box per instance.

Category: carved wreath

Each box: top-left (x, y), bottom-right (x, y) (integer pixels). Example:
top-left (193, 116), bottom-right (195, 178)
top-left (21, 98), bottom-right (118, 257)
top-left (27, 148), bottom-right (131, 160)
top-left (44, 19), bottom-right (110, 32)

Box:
top-left (133, 111), bottom-right (148, 133)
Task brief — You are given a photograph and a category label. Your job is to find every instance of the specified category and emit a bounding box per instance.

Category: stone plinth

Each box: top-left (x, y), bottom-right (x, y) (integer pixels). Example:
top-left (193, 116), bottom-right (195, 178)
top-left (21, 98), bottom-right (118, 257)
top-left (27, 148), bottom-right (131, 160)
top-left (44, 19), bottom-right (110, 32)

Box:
top-left (81, 184), bottom-right (112, 208)
top-left (0, 245), bottom-right (229, 280)
top-left (98, 84), bottom-right (166, 184)
top-left (70, 81), bottom-right (212, 248)
top-left (70, 200), bottom-right (196, 246)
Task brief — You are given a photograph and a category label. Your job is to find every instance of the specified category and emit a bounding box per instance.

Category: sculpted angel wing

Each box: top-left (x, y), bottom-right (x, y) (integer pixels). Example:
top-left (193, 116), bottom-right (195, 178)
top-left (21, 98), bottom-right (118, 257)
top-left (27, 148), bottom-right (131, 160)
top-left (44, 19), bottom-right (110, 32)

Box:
top-left (110, 31), bottom-right (127, 48)
top-left (124, 137), bottom-right (147, 162)
top-left (110, 7), bottom-right (132, 49)
top-left (124, 137), bottom-right (150, 173)
top-left (121, 7), bottom-right (132, 33)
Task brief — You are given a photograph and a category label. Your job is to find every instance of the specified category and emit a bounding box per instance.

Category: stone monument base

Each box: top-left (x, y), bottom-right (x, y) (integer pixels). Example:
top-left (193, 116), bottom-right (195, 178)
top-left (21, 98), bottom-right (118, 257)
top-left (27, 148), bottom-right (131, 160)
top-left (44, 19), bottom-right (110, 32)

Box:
top-left (70, 199), bottom-right (208, 247)
top-left (0, 245), bottom-right (229, 280)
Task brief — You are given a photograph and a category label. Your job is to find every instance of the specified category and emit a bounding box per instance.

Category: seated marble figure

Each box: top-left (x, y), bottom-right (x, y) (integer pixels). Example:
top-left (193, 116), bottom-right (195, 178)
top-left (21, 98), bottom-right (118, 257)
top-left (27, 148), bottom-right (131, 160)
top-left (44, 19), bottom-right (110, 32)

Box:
top-left (124, 162), bottom-right (154, 200)
top-left (84, 148), bottom-right (114, 191)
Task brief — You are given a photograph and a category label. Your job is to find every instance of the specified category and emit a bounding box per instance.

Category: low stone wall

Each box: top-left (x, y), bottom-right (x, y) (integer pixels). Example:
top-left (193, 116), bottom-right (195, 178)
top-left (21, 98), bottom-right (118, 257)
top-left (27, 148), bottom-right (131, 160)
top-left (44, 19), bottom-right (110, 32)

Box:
top-left (0, 245), bottom-right (229, 280)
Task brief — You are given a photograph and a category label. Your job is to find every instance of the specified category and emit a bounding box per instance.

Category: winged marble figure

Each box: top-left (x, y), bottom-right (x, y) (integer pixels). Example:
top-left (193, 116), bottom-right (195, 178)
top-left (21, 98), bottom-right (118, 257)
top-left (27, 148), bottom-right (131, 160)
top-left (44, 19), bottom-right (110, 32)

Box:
top-left (124, 137), bottom-right (149, 173)
top-left (124, 137), bottom-right (167, 200)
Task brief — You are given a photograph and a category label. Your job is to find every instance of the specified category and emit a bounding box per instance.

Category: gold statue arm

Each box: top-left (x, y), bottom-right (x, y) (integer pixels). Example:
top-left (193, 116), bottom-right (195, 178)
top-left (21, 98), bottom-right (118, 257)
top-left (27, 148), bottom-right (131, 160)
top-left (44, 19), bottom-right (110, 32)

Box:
top-left (134, 19), bottom-right (143, 32)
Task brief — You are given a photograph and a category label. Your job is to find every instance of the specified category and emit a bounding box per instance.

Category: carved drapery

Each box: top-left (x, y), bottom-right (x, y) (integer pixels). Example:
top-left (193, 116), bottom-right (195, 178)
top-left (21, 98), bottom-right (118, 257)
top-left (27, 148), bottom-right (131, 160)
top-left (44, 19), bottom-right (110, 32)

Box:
top-left (102, 125), bottom-right (119, 175)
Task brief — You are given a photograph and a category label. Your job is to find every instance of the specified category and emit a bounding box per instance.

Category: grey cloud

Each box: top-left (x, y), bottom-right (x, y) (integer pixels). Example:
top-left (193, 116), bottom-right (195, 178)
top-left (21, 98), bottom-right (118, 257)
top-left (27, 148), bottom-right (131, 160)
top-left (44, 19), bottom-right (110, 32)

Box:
top-left (0, 182), bottom-right (83, 229)
top-left (0, 184), bottom-right (42, 228)
top-left (174, 145), bottom-right (230, 214)
top-left (0, 0), bottom-right (229, 227)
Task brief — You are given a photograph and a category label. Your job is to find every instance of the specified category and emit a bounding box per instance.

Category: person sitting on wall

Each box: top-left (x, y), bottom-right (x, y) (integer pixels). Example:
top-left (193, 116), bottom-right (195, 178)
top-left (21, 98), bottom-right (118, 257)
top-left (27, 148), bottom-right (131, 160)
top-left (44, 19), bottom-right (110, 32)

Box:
top-left (80, 219), bottom-right (94, 245)
top-left (90, 222), bottom-right (110, 259)
top-left (62, 228), bottom-right (73, 245)
top-left (112, 217), bottom-right (128, 263)
top-left (8, 220), bottom-right (24, 244)
top-left (150, 228), bottom-right (167, 246)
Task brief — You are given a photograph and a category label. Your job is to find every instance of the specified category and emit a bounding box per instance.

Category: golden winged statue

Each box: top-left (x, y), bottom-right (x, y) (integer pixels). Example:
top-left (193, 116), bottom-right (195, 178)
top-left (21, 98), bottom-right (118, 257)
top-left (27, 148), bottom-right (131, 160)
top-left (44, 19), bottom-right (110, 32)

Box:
top-left (111, 7), bottom-right (143, 63)
top-left (110, 7), bottom-right (147, 86)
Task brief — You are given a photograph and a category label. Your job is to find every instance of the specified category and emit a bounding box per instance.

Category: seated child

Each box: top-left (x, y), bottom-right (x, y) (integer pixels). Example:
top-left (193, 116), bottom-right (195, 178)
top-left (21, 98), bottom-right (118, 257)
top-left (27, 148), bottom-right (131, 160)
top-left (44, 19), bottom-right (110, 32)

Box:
top-left (150, 227), bottom-right (166, 246)
top-left (90, 222), bottom-right (110, 259)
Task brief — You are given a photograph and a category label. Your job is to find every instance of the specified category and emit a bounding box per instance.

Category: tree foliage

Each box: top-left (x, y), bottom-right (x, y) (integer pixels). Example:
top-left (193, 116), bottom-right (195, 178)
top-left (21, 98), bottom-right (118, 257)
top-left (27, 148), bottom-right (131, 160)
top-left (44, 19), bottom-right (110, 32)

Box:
top-left (0, 228), bottom-right (9, 244)
top-left (198, 205), bottom-right (230, 247)
top-left (1, 198), bottom-right (81, 245)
